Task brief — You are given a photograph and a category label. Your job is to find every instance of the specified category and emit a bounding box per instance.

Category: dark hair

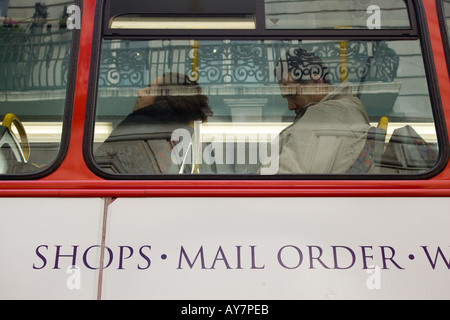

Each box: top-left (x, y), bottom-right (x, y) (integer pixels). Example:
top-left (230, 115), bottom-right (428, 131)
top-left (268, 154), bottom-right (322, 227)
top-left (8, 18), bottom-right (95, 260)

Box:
top-left (153, 72), bottom-right (212, 122)
top-left (275, 48), bottom-right (331, 84)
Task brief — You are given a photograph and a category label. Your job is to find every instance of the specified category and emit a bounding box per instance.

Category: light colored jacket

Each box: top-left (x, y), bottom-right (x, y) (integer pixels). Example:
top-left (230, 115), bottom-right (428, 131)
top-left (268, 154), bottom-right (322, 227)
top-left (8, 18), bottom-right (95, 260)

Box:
top-left (277, 81), bottom-right (371, 174)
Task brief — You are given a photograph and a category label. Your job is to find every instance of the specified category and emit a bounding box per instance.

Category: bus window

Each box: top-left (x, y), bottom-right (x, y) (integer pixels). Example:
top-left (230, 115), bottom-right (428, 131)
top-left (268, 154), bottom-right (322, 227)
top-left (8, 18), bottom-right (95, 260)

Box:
top-left (0, 0), bottom-right (75, 176)
top-left (90, 0), bottom-right (440, 178)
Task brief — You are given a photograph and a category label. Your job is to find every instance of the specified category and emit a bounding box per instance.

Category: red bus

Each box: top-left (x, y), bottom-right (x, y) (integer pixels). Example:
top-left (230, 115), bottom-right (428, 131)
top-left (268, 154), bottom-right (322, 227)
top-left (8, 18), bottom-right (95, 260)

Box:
top-left (1, 0), bottom-right (450, 300)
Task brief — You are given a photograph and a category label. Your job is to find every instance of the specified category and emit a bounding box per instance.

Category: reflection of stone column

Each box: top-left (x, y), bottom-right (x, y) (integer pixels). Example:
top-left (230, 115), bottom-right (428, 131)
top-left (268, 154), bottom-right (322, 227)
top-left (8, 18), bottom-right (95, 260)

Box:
top-left (31, 2), bottom-right (48, 33)
top-left (59, 5), bottom-right (69, 29)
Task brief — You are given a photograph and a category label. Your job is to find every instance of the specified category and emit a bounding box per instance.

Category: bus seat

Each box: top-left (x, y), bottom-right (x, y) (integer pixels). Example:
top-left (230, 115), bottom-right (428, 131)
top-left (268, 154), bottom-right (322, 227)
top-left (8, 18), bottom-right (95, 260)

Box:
top-left (0, 126), bottom-right (23, 173)
top-left (0, 126), bottom-right (38, 174)
top-left (380, 125), bottom-right (438, 173)
top-left (94, 136), bottom-right (180, 174)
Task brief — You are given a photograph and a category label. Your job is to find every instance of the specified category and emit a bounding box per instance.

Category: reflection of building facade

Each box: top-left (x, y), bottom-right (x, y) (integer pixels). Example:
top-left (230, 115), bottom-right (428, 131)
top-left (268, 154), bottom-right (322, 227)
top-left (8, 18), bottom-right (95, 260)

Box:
top-left (0, 0), bottom-right (73, 128)
top-left (0, 0), bottom-right (434, 122)
top-left (2, 0), bottom-right (71, 28)
top-left (0, 1), bottom-right (73, 106)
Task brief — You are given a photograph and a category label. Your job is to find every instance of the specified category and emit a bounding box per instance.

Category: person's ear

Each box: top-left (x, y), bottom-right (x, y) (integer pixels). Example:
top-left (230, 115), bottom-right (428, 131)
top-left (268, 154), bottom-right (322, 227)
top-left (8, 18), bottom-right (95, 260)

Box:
top-left (311, 76), bottom-right (325, 86)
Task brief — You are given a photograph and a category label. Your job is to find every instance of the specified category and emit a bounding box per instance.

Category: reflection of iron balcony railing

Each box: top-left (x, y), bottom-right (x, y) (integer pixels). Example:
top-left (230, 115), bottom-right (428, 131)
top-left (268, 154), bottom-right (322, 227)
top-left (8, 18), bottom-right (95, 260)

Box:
top-left (98, 40), bottom-right (399, 88)
top-left (0, 35), bottom-right (399, 91)
top-left (0, 29), bottom-right (72, 91)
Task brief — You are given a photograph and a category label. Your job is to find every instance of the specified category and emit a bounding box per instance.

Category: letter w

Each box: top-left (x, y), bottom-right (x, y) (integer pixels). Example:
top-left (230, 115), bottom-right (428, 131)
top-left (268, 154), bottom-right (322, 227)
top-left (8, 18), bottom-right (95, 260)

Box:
top-left (422, 246), bottom-right (450, 270)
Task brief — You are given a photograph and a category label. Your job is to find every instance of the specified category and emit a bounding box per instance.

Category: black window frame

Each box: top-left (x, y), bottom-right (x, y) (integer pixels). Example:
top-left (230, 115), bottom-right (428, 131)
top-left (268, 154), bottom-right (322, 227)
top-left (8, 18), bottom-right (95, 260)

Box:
top-left (84, 0), bottom-right (449, 181)
top-left (0, 0), bottom-right (81, 180)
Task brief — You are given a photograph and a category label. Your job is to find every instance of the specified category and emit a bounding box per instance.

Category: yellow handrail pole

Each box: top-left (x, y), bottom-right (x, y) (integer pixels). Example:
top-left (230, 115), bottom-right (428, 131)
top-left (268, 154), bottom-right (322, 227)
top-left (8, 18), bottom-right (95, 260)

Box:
top-left (190, 41), bottom-right (200, 173)
top-left (192, 120), bottom-right (201, 174)
top-left (335, 27), bottom-right (352, 83)
top-left (339, 40), bottom-right (348, 83)
top-left (190, 40), bottom-right (200, 82)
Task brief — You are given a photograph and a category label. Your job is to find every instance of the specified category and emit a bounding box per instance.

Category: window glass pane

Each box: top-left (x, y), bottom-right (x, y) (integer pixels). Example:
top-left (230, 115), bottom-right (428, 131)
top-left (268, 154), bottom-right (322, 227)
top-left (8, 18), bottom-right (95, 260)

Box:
top-left (443, 0), bottom-right (450, 40)
top-left (93, 39), bottom-right (438, 176)
top-left (0, 0), bottom-right (74, 174)
top-left (265, 0), bottom-right (411, 30)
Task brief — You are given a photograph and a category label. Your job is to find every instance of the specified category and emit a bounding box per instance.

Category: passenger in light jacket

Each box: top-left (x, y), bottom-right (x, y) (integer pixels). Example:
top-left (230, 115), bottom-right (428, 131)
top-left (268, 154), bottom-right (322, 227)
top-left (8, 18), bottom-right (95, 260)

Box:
top-left (274, 48), bottom-right (371, 174)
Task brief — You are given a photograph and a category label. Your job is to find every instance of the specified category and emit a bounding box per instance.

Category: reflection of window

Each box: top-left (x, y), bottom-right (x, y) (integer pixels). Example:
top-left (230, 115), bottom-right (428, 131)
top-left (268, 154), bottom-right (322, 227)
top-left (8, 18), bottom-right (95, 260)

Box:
top-left (443, 0), bottom-right (450, 41)
top-left (0, 1), bottom-right (75, 175)
top-left (265, 0), bottom-right (410, 30)
top-left (93, 38), bottom-right (439, 177)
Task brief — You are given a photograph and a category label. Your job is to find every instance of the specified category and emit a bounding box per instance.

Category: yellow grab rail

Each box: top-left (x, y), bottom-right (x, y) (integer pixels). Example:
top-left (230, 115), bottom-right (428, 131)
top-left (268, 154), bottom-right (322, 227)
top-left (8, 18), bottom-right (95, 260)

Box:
top-left (2, 113), bottom-right (30, 161)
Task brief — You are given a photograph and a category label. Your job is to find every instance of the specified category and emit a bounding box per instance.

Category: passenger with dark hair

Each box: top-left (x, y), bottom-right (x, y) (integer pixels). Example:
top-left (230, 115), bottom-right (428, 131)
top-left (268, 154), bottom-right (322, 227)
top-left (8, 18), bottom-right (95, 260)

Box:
top-left (94, 72), bottom-right (212, 174)
top-left (132, 72), bottom-right (212, 121)
top-left (274, 48), bottom-right (371, 174)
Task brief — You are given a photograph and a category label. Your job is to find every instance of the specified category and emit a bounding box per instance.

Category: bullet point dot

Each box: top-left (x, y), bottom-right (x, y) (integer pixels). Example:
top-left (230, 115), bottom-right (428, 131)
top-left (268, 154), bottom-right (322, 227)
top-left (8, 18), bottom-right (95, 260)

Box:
top-left (161, 254), bottom-right (167, 260)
